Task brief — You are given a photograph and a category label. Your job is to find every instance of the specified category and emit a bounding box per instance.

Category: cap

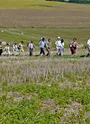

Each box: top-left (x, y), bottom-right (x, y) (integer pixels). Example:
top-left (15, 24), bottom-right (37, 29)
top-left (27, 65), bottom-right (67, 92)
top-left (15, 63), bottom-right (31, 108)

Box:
top-left (58, 36), bottom-right (60, 39)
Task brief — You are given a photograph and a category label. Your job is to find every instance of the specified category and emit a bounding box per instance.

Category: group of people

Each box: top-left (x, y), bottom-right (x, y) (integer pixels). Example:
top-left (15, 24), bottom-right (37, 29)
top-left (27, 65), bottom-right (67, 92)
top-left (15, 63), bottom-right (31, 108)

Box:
top-left (69, 38), bottom-right (90, 57)
top-left (0, 38), bottom-right (51, 56)
top-left (55, 37), bottom-right (64, 56)
top-left (39, 38), bottom-right (51, 56)
top-left (0, 37), bottom-right (90, 57)
top-left (0, 41), bottom-right (24, 56)
top-left (38, 36), bottom-right (77, 56)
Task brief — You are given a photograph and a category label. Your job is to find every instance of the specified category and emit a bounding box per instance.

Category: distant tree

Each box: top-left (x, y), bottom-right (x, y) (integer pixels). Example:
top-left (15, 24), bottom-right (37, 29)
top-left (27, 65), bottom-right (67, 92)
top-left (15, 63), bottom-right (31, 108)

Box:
top-left (46, 0), bottom-right (90, 3)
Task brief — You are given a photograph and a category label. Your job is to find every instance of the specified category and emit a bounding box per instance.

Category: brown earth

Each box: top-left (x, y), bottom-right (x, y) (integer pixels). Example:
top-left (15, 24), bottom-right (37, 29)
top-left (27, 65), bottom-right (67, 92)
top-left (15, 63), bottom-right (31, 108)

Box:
top-left (0, 4), bottom-right (90, 27)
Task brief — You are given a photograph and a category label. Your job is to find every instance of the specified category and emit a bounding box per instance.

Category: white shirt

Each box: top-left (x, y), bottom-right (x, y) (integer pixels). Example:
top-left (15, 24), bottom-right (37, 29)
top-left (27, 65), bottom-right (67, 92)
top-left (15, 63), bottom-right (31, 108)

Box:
top-left (5, 46), bottom-right (10, 52)
top-left (87, 39), bottom-right (90, 46)
top-left (55, 40), bottom-right (61, 47)
top-left (13, 44), bottom-right (18, 51)
top-left (4, 46), bottom-right (11, 55)
top-left (28, 43), bottom-right (34, 49)
top-left (61, 42), bottom-right (64, 47)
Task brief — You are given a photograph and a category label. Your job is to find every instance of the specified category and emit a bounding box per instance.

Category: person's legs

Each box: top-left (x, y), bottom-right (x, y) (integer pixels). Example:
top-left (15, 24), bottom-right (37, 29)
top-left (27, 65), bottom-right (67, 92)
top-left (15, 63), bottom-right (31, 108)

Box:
top-left (58, 47), bottom-right (61, 56)
top-left (8, 51), bottom-right (11, 55)
top-left (56, 47), bottom-right (58, 55)
top-left (0, 49), bottom-right (2, 55)
top-left (42, 48), bottom-right (45, 55)
top-left (40, 48), bottom-right (42, 55)
top-left (46, 48), bottom-right (50, 56)
top-left (71, 47), bottom-right (75, 54)
top-left (47, 48), bottom-right (50, 56)
top-left (60, 47), bottom-right (64, 56)
top-left (87, 45), bottom-right (90, 56)
top-left (48, 48), bottom-right (51, 56)
top-left (61, 50), bottom-right (64, 56)
top-left (30, 48), bottom-right (33, 56)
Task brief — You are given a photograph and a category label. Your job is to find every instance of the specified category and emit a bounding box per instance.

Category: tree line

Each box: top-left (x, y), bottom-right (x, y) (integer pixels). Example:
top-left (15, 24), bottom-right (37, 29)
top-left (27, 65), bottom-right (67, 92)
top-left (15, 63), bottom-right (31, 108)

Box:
top-left (46, 0), bottom-right (90, 4)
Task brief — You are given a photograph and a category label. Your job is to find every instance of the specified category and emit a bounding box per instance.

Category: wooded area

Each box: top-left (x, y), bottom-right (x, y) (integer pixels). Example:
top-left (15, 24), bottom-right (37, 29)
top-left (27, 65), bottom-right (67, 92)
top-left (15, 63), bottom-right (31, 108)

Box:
top-left (46, 0), bottom-right (90, 3)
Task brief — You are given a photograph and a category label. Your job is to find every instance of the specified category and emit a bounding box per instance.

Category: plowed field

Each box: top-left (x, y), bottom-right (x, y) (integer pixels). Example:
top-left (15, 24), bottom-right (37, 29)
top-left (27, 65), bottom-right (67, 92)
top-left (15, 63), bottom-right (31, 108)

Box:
top-left (0, 3), bottom-right (90, 27)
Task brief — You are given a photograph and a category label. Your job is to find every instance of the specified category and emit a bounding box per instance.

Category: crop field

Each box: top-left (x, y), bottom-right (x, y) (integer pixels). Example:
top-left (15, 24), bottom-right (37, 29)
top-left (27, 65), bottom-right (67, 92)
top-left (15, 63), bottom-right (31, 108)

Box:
top-left (0, 56), bottom-right (90, 123)
top-left (0, 0), bottom-right (90, 27)
top-left (0, 0), bottom-right (90, 124)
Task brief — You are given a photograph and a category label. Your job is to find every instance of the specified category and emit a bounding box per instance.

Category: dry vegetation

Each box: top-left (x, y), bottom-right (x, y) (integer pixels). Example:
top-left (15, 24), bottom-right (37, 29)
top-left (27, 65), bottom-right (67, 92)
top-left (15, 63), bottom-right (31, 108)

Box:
top-left (0, 56), bottom-right (90, 87)
top-left (0, 56), bottom-right (90, 123)
top-left (0, 3), bottom-right (90, 27)
top-left (0, 0), bottom-right (90, 123)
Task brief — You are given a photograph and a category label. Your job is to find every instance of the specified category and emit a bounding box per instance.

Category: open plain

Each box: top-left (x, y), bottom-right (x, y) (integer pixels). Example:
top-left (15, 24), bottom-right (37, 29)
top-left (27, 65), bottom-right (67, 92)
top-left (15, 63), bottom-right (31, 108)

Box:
top-left (0, 2), bottom-right (90, 27)
top-left (0, 0), bottom-right (90, 123)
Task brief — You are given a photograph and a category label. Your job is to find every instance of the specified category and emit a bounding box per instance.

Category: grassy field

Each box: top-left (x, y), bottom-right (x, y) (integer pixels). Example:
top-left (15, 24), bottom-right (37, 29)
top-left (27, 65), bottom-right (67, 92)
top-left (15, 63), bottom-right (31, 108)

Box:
top-left (0, 0), bottom-right (90, 124)
top-left (0, 56), bottom-right (90, 123)
top-left (0, 27), bottom-right (90, 48)
top-left (0, 0), bottom-right (62, 9)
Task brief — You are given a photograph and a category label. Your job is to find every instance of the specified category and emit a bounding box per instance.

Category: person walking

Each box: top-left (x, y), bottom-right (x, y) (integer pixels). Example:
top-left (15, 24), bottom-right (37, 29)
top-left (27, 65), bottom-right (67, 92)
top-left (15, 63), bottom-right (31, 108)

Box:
top-left (18, 41), bottom-right (24, 55)
top-left (13, 43), bottom-right (19, 55)
top-left (28, 41), bottom-right (35, 56)
top-left (4, 43), bottom-right (11, 55)
top-left (13, 43), bottom-right (18, 52)
top-left (0, 42), bottom-right (3, 56)
top-left (55, 36), bottom-right (61, 56)
top-left (60, 39), bottom-right (64, 55)
top-left (86, 39), bottom-right (90, 57)
top-left (45, 38), bottom-right (51, 56)
top-left (69, 38), bottom-right (77, 55)
top-left (39, 37), bottom-right (45, 56)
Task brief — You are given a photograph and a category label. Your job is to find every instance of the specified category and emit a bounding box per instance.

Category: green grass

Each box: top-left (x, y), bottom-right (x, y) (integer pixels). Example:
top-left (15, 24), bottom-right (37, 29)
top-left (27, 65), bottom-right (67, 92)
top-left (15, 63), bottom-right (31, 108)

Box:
top-left (0, 0), bottom-right (62, 9)
top-left (0, 0), bottom-right (90, 123)
top-left (1, 84), bottom-right (90, 123)
top-left (0, 27), bottom-right (90, 48)
top-left (0, 57), bottom-right (90, 123)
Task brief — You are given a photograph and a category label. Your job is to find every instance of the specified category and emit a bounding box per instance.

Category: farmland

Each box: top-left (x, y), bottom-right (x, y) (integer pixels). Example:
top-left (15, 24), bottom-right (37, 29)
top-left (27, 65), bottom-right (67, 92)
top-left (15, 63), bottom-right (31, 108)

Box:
top-left (0, 1), bottom-right (90, 27)
top-left (0, 0), bottom-right (90, 123)
top-left (0, 56), bottom-right (90, 123)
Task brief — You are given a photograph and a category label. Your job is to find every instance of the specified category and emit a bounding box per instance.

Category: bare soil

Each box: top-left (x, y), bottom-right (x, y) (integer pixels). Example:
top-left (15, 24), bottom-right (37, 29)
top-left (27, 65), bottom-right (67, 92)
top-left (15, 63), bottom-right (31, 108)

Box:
top-left (0, 3), bottom-right (90, 27)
